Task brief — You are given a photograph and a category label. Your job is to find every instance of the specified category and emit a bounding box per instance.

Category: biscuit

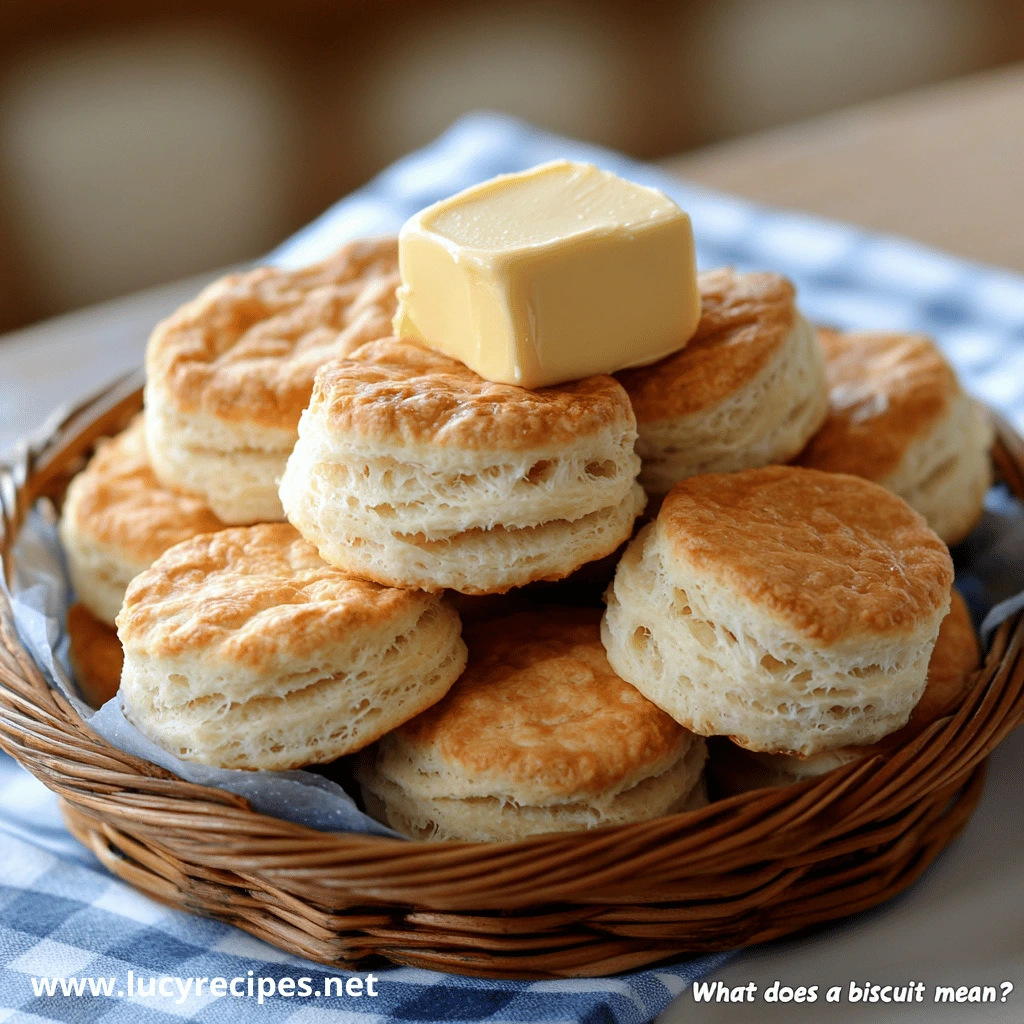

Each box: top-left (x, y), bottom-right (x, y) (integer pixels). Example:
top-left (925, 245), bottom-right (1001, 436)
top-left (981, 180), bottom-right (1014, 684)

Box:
top-left (616, 269), bottom-right (828, 499)
top-left (116, 524), bottom-right (467, 770)
top-left (355, 607), bottom-right (706, 841)
top-left (798, 329), bottom-right (993, 545)
top-left (714, 589), bottom-right (980, 792)
top-left (59, 416), bottom-right (225, 625)
top-left (145, 238), bottom-right (399, 524)
top-left (279, 338), bottom-right (646, 594)
top-left (601, 466), bottom-right (954, 756)
top-left (67, 603), bottom-right (124, 709)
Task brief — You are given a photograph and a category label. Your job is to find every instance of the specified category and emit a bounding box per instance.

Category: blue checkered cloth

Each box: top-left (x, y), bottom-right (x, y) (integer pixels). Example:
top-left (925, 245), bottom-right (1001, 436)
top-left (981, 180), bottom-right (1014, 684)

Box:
top-left (3, 112), bottom-right (1024, 1023)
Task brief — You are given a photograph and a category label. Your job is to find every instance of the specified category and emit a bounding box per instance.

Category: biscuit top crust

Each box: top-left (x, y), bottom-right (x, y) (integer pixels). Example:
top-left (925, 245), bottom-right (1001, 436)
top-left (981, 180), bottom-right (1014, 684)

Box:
top-left (797, 329), bottom-right (960, 479)
top-left (146, 238), bottom-right (399, 431)
top-left (659, 466), bottom-right (953, 645)
top-left (310, 338), bottom-right (636, 451)
top-left (393, 608), bottom-right (686, 798)
top-left (117, 523), bottom-right (433, 665)
top-left (616, 268), bottom-right (796, 422)
top-left (63, 416), bottom-right (224, 563)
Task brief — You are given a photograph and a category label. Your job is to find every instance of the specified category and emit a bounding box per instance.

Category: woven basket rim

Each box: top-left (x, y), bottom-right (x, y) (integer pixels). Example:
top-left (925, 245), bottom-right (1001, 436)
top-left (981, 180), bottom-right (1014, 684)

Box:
top-left (1, 372), bottom-right (1022, 979)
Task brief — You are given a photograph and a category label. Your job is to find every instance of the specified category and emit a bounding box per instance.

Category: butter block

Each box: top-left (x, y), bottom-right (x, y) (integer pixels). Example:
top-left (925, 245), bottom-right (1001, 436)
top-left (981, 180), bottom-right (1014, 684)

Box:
top-left (393, 160), bottom-right (700, 388)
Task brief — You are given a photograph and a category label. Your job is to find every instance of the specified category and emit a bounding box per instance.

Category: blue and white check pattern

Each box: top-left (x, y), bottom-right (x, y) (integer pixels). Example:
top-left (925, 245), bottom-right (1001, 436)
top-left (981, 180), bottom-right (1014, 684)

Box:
top-left (3, 112), bottom-right (1024, 1023)
top-left (0, 772), bottom-right (729, 1022)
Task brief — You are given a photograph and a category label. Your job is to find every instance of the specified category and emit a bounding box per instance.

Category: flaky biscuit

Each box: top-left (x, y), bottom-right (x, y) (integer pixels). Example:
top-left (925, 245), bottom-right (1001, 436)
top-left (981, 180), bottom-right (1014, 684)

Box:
top-left (616, 269), bottom-right (828, 498)
top-left (602, 466), bottom-right (954, 756)
top-left (117, 523), bottom-right (466, 770)
top-left (280, 338), bottom-right (645, 593)
top-left (356, 607), bottom-right (706, 841)
top-left (798, 329), bottom-right (993, 545)
top-left (145, 238), bottom-right (399, 524)
top-left (714, 589), bottom-right (980, 792)
top-left (67, 603), bottom-right (124, 710)
top-left (59, 416), bottom-right (225, 625)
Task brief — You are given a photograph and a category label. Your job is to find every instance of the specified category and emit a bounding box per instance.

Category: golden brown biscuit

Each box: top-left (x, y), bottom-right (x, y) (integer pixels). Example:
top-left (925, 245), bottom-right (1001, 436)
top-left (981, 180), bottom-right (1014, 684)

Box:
top-left (67, 603), bottom-right (124, 709)
top-left (714, 589), bottom-right (980, 792)
top-left (895, 587), bottom-right (979, 738)
top-left (280, 338), bottom-right (646, 594)
top-left (616, 269), bottom-right (828, 498)
top-left (602, 466), bottom-right (955, 756)
top-left (117, 523), bottom-right (467, 770)
top-left (59, 415), bottom-right (225, 625)
top-left (798, 329), bottom-right (993, 545)
top-left (145, 238), bottom-right (399, 524)
top-left (356, 607), bottom-right (706, 841)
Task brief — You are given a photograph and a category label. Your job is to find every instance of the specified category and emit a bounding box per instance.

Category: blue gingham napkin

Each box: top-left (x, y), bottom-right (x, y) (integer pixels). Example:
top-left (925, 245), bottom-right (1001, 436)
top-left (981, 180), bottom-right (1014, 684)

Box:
top-left (3, 111), bottom-right (1024, 1024)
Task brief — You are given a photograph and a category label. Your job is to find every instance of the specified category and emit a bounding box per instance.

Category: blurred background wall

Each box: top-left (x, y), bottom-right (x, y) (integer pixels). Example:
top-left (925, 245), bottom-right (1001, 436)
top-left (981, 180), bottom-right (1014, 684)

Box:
top-left (1, 0), bottom-right (1023, 334)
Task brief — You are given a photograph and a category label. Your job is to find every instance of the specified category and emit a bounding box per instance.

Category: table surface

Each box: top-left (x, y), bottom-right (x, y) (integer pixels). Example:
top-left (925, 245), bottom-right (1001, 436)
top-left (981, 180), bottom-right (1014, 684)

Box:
top-left (663, 61), bottom-right (1024, 276)
top-left (2, 65), bottom-right (1023, 1024)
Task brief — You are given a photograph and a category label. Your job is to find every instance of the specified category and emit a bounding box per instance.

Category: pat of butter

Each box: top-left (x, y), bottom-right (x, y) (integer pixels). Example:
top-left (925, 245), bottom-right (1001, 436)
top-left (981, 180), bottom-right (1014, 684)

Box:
top-left (392, 160), bottom-right (700, 388)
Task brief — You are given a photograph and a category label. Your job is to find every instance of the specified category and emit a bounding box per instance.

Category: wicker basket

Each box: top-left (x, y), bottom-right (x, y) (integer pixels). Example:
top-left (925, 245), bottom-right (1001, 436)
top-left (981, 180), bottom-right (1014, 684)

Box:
top-left (1, 371), bottom-right (1022, 981)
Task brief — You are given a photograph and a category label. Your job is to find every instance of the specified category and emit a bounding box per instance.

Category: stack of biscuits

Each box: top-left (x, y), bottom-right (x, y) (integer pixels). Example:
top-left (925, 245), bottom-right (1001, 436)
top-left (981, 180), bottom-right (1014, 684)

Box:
top-left (59, 169), bottom-right (992, 844)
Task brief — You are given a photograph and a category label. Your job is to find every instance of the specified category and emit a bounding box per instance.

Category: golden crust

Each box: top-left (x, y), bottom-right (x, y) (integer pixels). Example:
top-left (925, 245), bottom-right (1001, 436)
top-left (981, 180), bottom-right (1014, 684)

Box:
top-left (67, 603), bottom-right (123, 709)
top-left (117, 523), bottom-right (435, 666)
top-left (62, 416), bottom-right (225, 563)
top-left (659, 466), bottom-right (954, 645)
top-left (310, 337), bottom-right (636, 451)
top-left (146, 238), bottom-right (399, 431)
top-left (797, 329), bottom-right (960, 479)
top-left (616, 268), bottom-right (796, 422)
top-left (882, 588), bottom-right (979, 745)
top-left (393, 607), bottom-right (687, 797)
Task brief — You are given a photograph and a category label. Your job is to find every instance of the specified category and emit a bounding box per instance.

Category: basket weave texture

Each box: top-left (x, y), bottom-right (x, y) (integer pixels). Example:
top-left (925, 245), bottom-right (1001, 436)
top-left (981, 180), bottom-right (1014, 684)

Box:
top-left (1, 371), bottom-right (1023, 980)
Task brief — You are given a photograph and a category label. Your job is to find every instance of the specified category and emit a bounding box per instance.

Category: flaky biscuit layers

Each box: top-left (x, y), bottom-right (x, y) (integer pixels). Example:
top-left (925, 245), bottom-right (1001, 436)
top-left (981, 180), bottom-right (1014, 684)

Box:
top-left (714, 589), bottom-right (980, 792)
top-left (798, 329), bottom-right (993, 545)
top-left (355, 608), bottom-right (706, 841)
top-left (602, 466), bottom-right (954, 756)
top-left (279, 338), bottom-right (646, 594)
top-left (616, 269), bottom-right (828, 499)
top-left (59, 416), bottom-right (225, 625)
top-left (116, 524), bottom-right (467, 770)
top-left (145, 238), bottom-right (399, 524)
